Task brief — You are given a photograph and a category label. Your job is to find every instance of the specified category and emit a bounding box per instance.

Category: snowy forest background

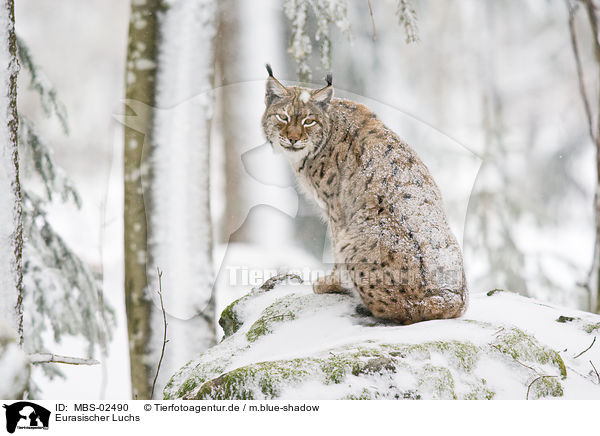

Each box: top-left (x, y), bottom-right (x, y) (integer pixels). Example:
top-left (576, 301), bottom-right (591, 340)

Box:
top-left (1, 0), bottom-right (600, 399)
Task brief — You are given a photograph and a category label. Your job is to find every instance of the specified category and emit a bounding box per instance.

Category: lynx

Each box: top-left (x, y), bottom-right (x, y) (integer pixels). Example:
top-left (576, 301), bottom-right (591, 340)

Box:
top-left (261, 65), bottom-right (467, 324)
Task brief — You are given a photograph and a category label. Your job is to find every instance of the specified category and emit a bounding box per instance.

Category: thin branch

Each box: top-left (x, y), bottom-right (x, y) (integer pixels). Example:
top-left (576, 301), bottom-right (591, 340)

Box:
top-left (29, 353), bottom-right (99, 366)
top-left (151, 268), bottom-right (168, 399)
top-left (590, 360), bottom-right (600, 383)
top-left (367, 0), bottom-right (376, 41)
top-left (574, 336), bottom-right (597, 358)
top-left (567, 0), bottom-right (595, 143)
top-left (526, 375), bottom-right (558, 400)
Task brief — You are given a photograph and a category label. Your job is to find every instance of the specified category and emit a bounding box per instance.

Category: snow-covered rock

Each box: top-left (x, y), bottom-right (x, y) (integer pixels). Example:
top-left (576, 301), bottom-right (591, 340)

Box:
top-left (0, 320), bottom-right (29, 398)
top-left (164, 282), bottom-right (600, 400)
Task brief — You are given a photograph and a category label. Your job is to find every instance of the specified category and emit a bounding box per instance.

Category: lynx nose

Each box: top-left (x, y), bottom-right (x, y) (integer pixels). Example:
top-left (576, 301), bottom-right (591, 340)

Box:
top-left (286, 126), bottom-right (302, 143)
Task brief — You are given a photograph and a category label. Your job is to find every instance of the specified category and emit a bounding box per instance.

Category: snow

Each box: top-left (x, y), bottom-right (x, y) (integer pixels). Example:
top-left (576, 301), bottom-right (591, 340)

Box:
top-left (166, 285), bottom-right (600, 400)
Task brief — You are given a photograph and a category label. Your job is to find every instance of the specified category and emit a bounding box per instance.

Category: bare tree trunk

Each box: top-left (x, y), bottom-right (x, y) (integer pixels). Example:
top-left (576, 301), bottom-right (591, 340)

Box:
top-left (123, 0), bottom-right (160, 400)
top-left (568, 0), bottom-right (600, 312)
top-left (215, 0), bottom-right (249, 243)
top-left (586, 0), bottom-right (600, 313)
top-left (0, 0), bottom-right (23, 344)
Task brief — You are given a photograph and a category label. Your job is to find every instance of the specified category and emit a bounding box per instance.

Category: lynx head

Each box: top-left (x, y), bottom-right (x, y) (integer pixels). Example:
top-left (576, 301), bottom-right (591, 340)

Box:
top-left (262, 64), bottom-right (333, 162)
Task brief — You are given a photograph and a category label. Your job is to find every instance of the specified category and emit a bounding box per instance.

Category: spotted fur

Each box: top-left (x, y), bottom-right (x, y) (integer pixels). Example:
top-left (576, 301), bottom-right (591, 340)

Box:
top-left (261, 67), bottom-right (467, 324)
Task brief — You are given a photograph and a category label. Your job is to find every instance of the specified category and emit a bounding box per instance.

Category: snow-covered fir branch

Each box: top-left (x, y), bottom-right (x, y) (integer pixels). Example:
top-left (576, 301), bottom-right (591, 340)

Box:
top-left (14, 36), bottom-right (116, 386)
top-left (397, 0), bottom-right (419, 43)
top-left (19, 115), bottom-right (80, 206)
top-left (22, 192), bottom-right (116, 364)
top-left (29, 353), bottom-right (100, 366)
top-left (16, 36), bottom-right (68, 133)
top-left (283, 0), bottom-right (351, 81)
top-left (284, 0), bottom-right (312, 80)
top-left (283, 0), bottom-right (419, 80)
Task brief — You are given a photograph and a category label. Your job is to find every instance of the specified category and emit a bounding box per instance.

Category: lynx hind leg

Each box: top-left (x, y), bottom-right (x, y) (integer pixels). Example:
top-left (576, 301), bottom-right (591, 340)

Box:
top-left (313, 266), bottom-right (354, 294)
top-left (348, 248), bottom-right (467, 324)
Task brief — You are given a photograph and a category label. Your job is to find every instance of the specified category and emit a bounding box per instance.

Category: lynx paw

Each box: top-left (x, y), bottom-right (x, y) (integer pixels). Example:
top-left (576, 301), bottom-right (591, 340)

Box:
top-left (313, 273), bottom-right (352, 295)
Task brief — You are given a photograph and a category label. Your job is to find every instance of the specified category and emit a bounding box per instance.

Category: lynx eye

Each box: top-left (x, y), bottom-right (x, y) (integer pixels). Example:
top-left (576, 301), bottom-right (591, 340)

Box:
top-left (275, 113), bottom-right (289, 123)
top-left (303, 118), bottom-right (317, 127)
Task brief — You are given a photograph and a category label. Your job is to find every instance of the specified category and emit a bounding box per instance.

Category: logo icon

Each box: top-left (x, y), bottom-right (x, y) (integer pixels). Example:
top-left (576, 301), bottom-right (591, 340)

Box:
top-left (2, 402), bottom-right (50, 433)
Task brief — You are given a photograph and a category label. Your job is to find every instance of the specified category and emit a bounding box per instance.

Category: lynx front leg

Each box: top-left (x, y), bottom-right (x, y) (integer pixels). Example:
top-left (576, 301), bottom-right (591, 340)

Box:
top-left (313, 265), bottom-right (353, 294)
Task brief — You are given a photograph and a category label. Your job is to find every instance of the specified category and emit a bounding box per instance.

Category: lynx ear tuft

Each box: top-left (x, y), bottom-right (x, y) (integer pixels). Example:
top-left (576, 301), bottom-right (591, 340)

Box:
top-left (265, 64), bottom-right (288, 105)
top-left (312, 80), bottom-right (333, 109)
top-left (325, 73), bottom-right (332, 87)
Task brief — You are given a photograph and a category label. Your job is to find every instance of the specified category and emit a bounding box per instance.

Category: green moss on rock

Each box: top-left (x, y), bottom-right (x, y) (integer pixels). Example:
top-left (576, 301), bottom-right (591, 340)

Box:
top-left (245, 294), bottom-right (322, 342)
top-left (584, 322), bottom-right (600, 334)
top-left (176, 378), bottom-right (199, 398)
top-left (555, 315), bottom-right (577, 324)
top-left (246, 311), bottom-right (296, 342)
top-left (190, 359), bottom-right (312, 400)
top-left (219, 294), bottom-right (253, 337)
top-left (492, 327), bottom-right (567, 380)
top-left (528, 376), bottom-right (563, 400)
top-left (169, 329), bottom-right (569, 400)
top-left (174, 340), bottom-right (523, 400)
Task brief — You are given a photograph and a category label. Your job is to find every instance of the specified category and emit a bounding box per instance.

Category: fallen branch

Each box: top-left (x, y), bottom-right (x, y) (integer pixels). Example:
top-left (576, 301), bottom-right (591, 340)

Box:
top-left (151, 268), bottom-right (169, 399)
top-left (574, 336), bottom-right (596, 359)
top-left (29, 353), bottom-right (99, 366)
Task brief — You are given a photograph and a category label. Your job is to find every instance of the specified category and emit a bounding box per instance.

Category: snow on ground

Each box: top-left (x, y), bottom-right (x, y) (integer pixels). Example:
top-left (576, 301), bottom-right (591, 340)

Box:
top-left (166, 285), bottom-right (600, 400)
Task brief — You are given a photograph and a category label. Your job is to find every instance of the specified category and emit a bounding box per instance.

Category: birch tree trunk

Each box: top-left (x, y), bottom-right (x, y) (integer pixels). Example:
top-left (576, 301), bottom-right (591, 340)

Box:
top-left (147, 0), bottom-right (218, 397)
top-left (123, 0), bottom-right (160, 400)
top-left (0, 0), bottom-right (23, 345)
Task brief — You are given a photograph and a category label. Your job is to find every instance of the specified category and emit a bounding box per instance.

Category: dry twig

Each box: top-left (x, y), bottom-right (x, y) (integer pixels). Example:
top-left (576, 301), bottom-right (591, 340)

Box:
top-left (574, 336), bottom-right (596, 359)
top-left (590, 360), bottom-right (600, 383)
top-left (151, 268), bottom-right (169, 399)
